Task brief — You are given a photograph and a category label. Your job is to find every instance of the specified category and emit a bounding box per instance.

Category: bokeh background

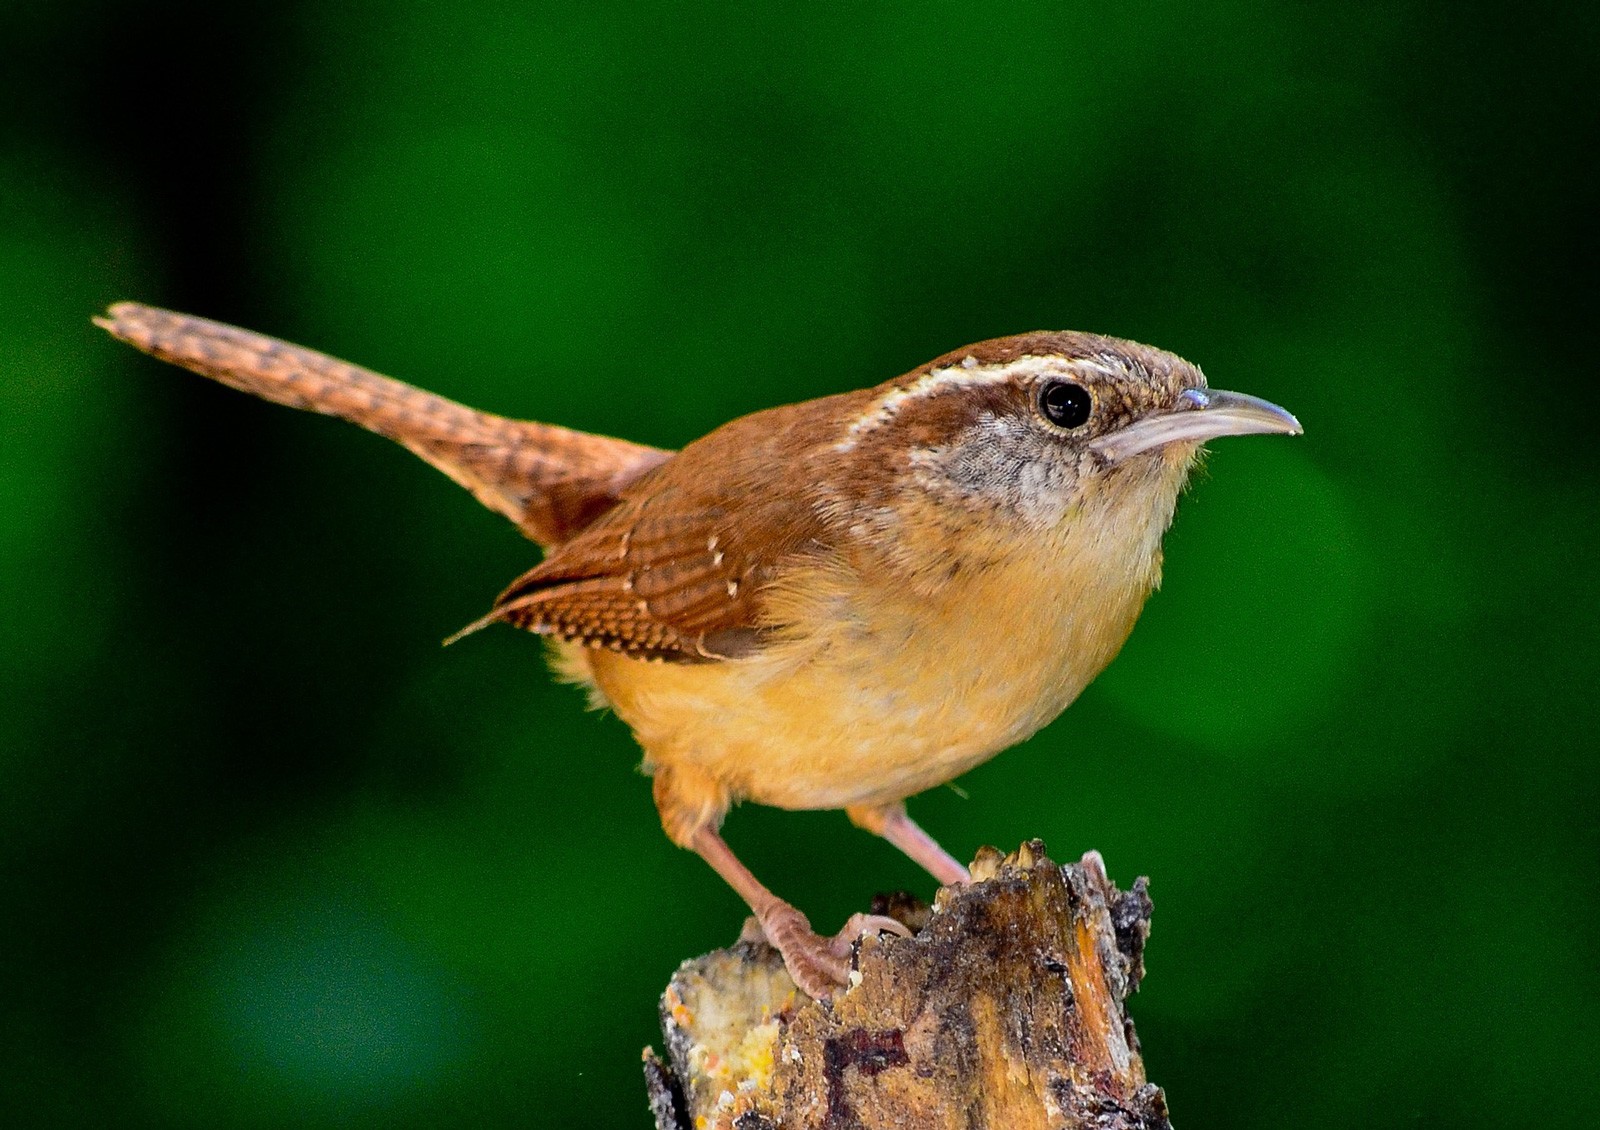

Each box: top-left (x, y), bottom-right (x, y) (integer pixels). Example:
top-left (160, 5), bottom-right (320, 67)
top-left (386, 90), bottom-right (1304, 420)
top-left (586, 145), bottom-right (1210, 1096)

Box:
top-left (3, 2), bottom-right (1596, 1126)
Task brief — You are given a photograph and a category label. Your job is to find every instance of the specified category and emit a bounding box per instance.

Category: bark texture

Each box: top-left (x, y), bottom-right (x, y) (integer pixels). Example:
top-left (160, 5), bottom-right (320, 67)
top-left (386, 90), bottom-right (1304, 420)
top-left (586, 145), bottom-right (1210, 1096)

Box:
top-left (643, 842), bottom-right (1170, 1130)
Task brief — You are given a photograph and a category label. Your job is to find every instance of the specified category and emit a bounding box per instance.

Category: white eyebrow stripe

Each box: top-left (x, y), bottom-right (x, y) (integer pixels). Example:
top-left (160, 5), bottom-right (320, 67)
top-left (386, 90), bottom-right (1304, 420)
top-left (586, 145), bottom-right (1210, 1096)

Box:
top-left (835, 355), bottom-right (1093, 451)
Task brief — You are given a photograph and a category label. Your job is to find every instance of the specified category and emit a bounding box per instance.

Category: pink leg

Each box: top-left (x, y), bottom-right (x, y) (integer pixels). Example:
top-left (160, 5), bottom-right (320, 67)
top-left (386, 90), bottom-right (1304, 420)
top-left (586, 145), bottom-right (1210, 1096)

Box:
top-left (689, 827), bottom-right (908, 1000)
top-left (848, 802), bottom-right (970, 886)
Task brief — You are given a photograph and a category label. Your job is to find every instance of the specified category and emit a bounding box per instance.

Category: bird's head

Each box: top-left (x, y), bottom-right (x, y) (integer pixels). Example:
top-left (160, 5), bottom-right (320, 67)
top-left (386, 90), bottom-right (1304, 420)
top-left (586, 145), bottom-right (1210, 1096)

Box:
top-left (835, 331), bottom-right (1301, 541)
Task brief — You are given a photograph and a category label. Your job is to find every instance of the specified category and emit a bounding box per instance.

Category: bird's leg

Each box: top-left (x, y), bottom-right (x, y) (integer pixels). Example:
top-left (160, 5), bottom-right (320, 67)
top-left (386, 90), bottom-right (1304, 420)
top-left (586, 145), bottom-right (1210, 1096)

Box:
top-left (654, 765), bottom-right (908, 998)
top-left (847, 802), bottom-right (971, 886)
top-left (688, 826), bottom-right (910, 1000)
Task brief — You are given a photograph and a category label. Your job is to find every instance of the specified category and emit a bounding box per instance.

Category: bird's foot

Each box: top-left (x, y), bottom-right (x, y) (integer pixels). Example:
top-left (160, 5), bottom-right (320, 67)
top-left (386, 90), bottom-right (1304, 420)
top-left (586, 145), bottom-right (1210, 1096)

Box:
top-left (755, 904), bottom-right (912, 1000)
top-left (831, 912), bottom-right (914, 957)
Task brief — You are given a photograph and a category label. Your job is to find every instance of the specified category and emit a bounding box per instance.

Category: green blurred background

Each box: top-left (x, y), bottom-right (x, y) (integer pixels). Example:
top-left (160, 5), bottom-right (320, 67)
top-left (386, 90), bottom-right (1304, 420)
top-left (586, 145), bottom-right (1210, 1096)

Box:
top-left (3, 2), bottom-right (1595, 1126)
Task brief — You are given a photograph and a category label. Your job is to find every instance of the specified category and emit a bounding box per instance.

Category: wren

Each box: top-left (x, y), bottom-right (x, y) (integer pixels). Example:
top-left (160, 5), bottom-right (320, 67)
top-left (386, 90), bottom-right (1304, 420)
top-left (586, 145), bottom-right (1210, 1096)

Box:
top-left (95, 303), bottom-right (1301, 998)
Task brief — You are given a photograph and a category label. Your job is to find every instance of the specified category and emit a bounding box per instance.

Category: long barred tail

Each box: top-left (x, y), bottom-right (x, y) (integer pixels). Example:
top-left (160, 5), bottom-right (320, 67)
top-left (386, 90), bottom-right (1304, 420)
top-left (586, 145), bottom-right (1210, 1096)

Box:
top-left (95, 303), bottom-right (672, 546)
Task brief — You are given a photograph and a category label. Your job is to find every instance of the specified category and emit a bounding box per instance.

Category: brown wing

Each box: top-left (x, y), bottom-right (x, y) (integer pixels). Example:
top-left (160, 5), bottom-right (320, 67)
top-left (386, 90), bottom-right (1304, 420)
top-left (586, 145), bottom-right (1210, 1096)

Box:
top-left (95, 303), bottom-right (671, 545)
top-left (486, 391), bottom-right (870, 662)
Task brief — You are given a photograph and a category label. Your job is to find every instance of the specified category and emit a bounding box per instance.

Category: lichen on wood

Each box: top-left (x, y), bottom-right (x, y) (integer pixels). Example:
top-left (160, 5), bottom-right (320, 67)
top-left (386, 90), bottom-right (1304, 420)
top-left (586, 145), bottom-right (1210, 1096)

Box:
top-left (643, 841), bottom-right (1171, 1129)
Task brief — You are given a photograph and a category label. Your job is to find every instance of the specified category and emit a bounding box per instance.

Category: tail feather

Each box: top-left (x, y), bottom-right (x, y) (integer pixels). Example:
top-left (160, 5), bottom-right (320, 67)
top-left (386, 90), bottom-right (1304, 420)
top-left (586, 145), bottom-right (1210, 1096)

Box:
top-left (96, 302), bottom-right (672, 545)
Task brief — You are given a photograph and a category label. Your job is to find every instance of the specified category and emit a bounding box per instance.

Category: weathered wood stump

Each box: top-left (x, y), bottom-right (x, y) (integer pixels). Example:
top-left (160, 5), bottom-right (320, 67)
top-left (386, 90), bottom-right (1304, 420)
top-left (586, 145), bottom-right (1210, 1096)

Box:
top-left (643, 841), bottom-right (1170, 1129)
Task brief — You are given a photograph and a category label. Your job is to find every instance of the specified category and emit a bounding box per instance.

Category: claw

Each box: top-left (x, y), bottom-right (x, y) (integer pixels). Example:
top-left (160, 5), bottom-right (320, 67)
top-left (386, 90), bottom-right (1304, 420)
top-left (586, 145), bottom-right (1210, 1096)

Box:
top-left (757, 906), bottom-right (915, 1000)
top-left (758, 903), bottom-right (848, 998)
top-left (829, 912), bottom-right (913, 959)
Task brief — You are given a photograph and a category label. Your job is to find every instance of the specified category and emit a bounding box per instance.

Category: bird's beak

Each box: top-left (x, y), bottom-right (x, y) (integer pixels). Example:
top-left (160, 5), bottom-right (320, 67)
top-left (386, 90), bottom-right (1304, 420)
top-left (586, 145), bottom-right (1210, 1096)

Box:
top-left (1090, 388), bottom-right (1302, 462)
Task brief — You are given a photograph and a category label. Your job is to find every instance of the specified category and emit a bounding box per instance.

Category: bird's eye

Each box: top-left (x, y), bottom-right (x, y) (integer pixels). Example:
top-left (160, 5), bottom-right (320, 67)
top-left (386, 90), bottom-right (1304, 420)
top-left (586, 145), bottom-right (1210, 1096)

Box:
top-left (1038, 381), bottom-right (1093, 429)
